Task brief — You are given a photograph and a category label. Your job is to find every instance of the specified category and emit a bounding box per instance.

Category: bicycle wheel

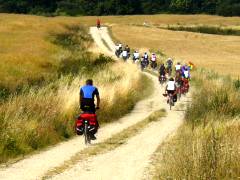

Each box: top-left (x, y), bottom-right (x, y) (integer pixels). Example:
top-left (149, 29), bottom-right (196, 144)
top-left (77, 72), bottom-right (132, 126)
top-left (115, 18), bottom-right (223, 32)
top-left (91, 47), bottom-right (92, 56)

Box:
top-left (84, 123), bottom-right (91, 145)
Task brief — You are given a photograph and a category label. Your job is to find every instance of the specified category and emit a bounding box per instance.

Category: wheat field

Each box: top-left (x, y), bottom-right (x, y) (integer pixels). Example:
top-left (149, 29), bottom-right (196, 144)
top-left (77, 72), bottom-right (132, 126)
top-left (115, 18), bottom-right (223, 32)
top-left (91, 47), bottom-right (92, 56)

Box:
top-left (0, 14), bottom-right (83, 89)
top-left (76, 14), bottom-right (240, 77)
top-left (111, 25), bottom-right (240, 77)
top-left (1, 13), bottom-right (239, 87)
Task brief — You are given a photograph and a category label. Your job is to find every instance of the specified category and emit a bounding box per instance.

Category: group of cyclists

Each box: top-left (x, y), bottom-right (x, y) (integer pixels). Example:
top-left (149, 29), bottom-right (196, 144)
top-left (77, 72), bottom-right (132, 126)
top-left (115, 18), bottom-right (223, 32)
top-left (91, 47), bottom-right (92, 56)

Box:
top-left (76, 25), bottom-right (192, 141)
top-left (115, 43), bottom-right (192, 108)
top-left (115, 43), bottom-right (158, 70)
top-left (163, 59), bottom-right (192, 107)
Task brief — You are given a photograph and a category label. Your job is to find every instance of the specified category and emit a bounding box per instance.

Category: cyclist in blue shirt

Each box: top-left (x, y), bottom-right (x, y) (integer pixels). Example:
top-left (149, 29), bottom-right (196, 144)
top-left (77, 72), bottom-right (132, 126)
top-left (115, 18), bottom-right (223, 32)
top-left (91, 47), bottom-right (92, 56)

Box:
top-left (80, 79), bottom-right (100, 113)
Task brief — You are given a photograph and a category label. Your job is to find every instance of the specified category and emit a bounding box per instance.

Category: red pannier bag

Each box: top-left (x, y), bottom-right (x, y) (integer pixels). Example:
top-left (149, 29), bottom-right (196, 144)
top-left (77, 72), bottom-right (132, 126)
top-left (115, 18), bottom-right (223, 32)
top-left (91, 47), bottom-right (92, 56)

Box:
top-left (75, 113), bottom-right (98, 135)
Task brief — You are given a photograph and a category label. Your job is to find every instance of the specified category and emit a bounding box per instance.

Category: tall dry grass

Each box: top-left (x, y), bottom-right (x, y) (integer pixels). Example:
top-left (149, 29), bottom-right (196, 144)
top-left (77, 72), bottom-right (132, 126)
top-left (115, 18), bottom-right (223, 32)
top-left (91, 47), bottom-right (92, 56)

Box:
top-left (0, 61), bottom-right (151, 163)
top-left (153, 120), bottom-right (240, 179)
top-left (0, 14), bottom-right (153, 163)
top-left (151, 69), bottom-right (240, 179)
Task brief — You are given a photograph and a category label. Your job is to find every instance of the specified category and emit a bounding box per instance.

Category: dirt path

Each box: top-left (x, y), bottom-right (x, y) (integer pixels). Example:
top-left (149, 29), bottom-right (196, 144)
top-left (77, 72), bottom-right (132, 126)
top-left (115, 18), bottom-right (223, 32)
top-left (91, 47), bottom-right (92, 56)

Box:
top-left (0, 27), bottom-right (174, 180)
top-left (50, 27), bottom-right (189, 180)
top-left (90, 27), bottom-right (116, 56)
top-left (0, 27), bottom-right (189, 180)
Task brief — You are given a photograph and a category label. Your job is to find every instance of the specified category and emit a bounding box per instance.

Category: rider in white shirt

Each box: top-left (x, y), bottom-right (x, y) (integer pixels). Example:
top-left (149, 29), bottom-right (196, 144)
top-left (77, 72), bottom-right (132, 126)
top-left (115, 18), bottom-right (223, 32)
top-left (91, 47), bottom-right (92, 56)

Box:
top-left (175, 62), bottom-right (181, 71)
top-left (122, 50), bottom-right (128, 61)
top-left (133, 51), bottom-right (140, 62)
top-left (166, 77), bottom-right (177, 95)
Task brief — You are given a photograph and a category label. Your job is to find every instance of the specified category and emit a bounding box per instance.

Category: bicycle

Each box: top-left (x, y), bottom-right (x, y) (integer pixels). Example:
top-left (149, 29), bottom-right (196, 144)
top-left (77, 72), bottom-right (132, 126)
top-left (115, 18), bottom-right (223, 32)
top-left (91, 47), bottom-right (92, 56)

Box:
top-left (168, 93), bottom-right (174, 110)
top-left (159, 75), bottom-right (166, 86)
top-left (75, 107), bottom-right (99, 145)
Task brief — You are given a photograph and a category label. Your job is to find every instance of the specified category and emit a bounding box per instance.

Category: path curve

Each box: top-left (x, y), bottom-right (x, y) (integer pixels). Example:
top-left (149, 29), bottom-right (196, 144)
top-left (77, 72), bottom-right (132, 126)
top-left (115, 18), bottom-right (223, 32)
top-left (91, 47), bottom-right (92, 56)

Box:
top-left (0, 28), bottom-right (180, 180)
top-left (51, 27), bottom-right (189, 180)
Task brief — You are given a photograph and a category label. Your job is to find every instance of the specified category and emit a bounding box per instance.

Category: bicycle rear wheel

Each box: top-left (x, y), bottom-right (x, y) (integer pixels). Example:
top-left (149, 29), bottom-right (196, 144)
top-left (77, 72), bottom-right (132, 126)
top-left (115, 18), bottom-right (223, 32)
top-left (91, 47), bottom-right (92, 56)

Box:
top-left (84, 123), bottom-right (91, 145)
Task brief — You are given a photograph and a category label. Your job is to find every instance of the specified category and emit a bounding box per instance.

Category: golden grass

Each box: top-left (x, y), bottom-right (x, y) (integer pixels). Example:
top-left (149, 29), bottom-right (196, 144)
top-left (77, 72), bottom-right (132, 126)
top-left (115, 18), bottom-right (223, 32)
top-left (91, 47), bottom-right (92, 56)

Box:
top-left (148, 70), bottom-right (240, 179)
top-left (0, 60), bottom-right (152, 163)
top-left (150, 120), bottom-right (240, 179)
top-left (111, 25), bottom-right (240, 77)
top-left (1, 13), bottom-right (239, 90)
top-left (0, 14), bottom-right (84, 89)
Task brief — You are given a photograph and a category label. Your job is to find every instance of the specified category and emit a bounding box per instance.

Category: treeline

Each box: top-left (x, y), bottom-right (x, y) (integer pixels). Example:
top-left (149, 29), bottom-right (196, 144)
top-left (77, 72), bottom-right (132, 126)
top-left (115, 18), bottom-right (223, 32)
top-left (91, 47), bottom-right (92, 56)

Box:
top-left (0, 0), bottom-right (239, 16)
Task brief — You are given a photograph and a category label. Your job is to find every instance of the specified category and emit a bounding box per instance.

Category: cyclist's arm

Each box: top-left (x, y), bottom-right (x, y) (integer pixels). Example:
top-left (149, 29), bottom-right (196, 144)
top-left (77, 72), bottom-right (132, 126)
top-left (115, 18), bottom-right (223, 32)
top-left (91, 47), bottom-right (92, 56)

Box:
top-left (79, 89), bottom-right (83, 107)
top-left (96, 94), bottom-right (100, 108)
top-left (94, 88), bottom-right (100, 108)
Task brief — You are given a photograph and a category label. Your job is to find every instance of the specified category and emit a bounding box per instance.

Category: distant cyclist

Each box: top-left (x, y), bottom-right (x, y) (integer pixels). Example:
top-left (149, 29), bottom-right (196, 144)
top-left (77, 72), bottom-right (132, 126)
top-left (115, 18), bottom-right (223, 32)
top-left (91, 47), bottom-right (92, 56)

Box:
top-left (125, 45), bottom-right (131, 59)
top-left (133, 51), bottom-right (140, 63)
top-left (143, 52), bottom-right (149, 67)
top-left (97, 19), bottom-right (101, 29)
top-left (165, 77), bottom-right (177, 103)
top-left (175, 62), bottom-right (182, 73)
top-left (182, 64), bottom-right (190, 80)
top-left (159, 63), bottom-right (166, 83)
top-left (159, 63), bottom-right (166, 77)
top-left (151, 53), bottom-right (157, 69)
top-left (115, 43), bottom-right (122, 57)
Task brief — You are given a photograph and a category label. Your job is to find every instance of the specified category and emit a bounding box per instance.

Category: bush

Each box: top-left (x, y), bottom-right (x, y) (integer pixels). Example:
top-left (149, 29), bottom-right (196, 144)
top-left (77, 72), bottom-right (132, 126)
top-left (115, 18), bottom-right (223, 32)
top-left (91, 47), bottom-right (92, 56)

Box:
top-left (234, 78), bottom-right (240, 90)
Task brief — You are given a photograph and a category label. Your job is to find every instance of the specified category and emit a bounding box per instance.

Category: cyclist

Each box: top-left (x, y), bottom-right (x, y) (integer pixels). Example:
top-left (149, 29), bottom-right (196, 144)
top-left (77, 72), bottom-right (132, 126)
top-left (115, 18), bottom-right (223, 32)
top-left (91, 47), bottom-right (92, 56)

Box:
top-left (133, 50), bottom-right (140, 63)
top-left (143, 52), bottom-right (149, 67)
top-left (125, 45), bottom-right (131, 59)
top-left (97, 19), bottom-right (101, 29)
top-left (122, 49), bottom-right (128, 61)
top-left (80, 79), bottom-right (100, 140)
top-left (165, 77), bottom-right (177, 103)
top-left (175, 62), bottom-right (181, 73)
top-left (166, 58), bottom-right (173, 76)
top-left (115, 43), bottom-right (122, 57)
top-left (159, 63), bottom-right (166, 83)
top-left (182, 65), bottom-right (190, 79)
top-left (140, 56), bottom-right (147, 71)
top-left (151, 53), bottom-right (157, 69)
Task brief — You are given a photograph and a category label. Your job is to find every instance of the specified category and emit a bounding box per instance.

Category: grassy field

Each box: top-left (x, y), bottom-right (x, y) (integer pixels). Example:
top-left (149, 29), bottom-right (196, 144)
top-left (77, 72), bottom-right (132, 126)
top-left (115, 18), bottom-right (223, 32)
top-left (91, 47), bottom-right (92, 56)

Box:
top-left (110, 24), bottom-right (240, 78)
top-left (78, 14), bottom-right (240, 77)
top-left (75, 14), bottom-right (240, 77)
top-left (1, 13), bottom-right (239, 89)
top-left (0, 14), bottom-right (87, 91)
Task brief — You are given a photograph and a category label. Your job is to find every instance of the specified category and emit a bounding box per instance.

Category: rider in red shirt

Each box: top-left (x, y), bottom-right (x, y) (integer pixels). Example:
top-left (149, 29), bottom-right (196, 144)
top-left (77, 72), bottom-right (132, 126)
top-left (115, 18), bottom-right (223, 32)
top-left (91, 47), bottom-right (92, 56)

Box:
top-left (97, 19), bottom-right (101, 29)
